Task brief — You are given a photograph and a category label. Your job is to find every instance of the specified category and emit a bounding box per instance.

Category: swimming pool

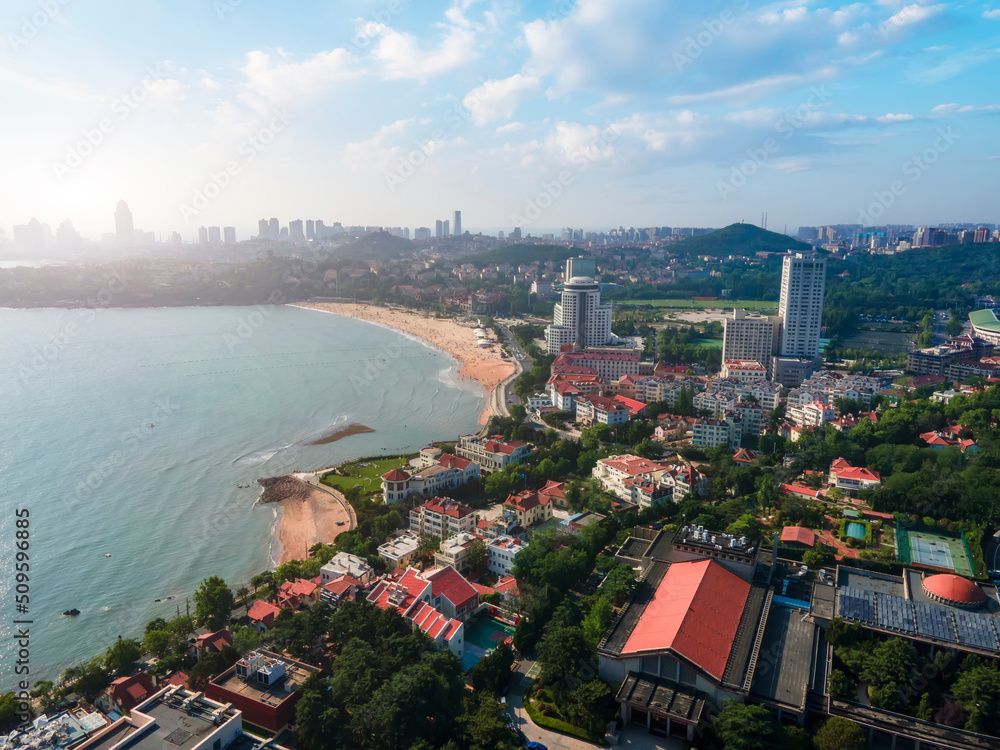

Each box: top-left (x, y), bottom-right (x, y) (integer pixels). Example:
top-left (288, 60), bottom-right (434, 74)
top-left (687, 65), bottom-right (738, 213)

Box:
top-left (845, 521), bottom-right (867, 540)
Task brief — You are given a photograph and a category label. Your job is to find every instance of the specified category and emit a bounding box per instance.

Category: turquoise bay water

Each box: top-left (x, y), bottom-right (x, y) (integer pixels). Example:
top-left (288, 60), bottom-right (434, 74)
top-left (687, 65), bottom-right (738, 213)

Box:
top-left (0, 305), bottom-right (484, 689)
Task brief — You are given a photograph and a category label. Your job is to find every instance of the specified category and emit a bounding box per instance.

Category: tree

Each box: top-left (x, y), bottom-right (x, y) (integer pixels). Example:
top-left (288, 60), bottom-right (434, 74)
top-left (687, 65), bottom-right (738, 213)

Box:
top-left (233, 627), bottom-right (266, 655)
top-left (461, 692), bottom-right (512, 750)
top-left (30, 681), bottom-right (57, 713)
top-left (105, 637), bottom-right (142, 676)
top-left (726, 512), bottom-right (763, 540)
top-left (470, 643), bottom-right (514, 694)
top-left (466, 539), bottom-right (488, 571)
top-left (583, 597), bottom-right (614, 648)
top-left (194, 576), bottom-right (235, 630)
top-left (803, 543), bottom-right (835, 569)
top-left (712, 700), bottom-right (781, 750)
top-left (951, 657), bottom-right (1000, 734)
top-left (600, 564), bottom-right (635, 605)
top-left (814, 717), bottom-right (866, 750)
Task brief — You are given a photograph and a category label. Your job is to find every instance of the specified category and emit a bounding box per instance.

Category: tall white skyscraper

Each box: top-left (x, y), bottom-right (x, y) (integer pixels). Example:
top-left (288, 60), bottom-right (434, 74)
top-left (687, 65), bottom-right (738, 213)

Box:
top-left (777, 252), bottom-right (826, 358)
top-left (544, 260), bottom-right (612, 354)
top-left (443, 219), bottom-right (450, 236)
top-left (453, 210), bottom-right (461, 236)
top-left (772, 252), bottom-right (827, 386)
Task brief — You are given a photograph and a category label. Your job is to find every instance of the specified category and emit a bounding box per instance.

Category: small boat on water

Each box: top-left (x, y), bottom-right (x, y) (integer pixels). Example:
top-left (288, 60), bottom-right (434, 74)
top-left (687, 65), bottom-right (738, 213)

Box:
top-left (63, 609), bottom-right (80, 617)
top-left (105, 553), bottom-right (111, 557)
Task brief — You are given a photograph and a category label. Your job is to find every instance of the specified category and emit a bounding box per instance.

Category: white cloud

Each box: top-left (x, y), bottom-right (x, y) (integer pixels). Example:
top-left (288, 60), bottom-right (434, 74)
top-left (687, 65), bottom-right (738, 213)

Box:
top-left (240, 48), bottom-right (359, 110)
top-left (364, 21), bottom-right (479, 82)
top-left (667, 70), bottom-right (836, 105)
top-left (881, 4), bottom-right (945, 33)
top-left (463, 74), bottom-right (540, 126)
top-left (495, 122), bottom-right (526, 133)
top-left (875, 113), bottom-right (914, 122)
top-left (983, 9), bottom-right (1000, 19)
top-left (773, 160), bottom-right (811, 173)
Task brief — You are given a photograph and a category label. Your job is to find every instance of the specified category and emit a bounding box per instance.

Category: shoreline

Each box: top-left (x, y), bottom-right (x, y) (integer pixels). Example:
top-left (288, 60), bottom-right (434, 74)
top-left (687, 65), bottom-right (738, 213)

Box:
top-left (289, 302), bottom-right (516, 425)
top-left (258, 476), bottom-right (354, 563)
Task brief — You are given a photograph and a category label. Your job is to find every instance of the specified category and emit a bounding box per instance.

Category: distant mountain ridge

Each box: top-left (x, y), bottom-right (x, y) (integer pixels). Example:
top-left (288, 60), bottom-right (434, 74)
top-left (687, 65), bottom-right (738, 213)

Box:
top-left (457, 244), bottom-right (585, 266)
top-left (677, 223), bottom-right (814, 256)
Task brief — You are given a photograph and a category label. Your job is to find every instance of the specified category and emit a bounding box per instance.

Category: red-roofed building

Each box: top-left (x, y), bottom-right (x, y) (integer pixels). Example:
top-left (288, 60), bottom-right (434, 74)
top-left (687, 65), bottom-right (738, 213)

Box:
top-left (592, 454), bottom-right (669, 499)
top-left (732, 448), bottom-right (757, 465)
top-left (247, 600), bottom-right (281, 632)
top-left (381, 447), bottom-right (480, 504)
top-left (456, 435), bottom-right (535, 473)
top-left (319, 575), bottom-right (360, 607)
top-left (599, 559), bottom-right (751, 686)
top-left (538, 479), bottom-right (567, 509)
top-left (277, 578), bottom-right (319, 609)
top-left (575, 394), bottom-right (630, 426)
top-left (613, 395), bottom-right (648, 417)
top-left (367, 566), bottom-right (467, 654)
top-left (191, 629), bottom-right (233, 661)
top-left (828, 459), bottom-right (881, 496)
top-left (780, 526), bottom-right (816, 548)
top-left (426, 565), bottom-right (480, 620)
top-left (780, 483), bottom-right (821, 500)
top-left (504, 489), bottom-right (553, 527)
top-left (96, 672), bottom-right (157, 715)
top-left (494, 575), bottom-right (519, 600)
top-left (410, 497), bottom-right (478, 539)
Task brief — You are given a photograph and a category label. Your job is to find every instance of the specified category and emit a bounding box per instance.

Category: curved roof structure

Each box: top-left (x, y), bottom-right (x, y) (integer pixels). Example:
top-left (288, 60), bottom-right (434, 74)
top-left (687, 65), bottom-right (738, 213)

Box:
top-left (922, 573), bottom-right (986, 607)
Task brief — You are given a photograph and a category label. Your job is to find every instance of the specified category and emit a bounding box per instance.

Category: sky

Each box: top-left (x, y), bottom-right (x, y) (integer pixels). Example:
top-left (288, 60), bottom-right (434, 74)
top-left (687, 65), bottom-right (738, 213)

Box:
top-left (0, 0), bottom-right (998, 241)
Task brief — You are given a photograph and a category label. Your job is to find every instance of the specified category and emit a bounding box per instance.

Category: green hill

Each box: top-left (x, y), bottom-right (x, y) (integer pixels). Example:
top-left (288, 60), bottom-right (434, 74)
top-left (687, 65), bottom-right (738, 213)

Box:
top-left (677, 223), bottom-right (814, 256)
top-left (335, 231), bottom-right (415, 260)
top-left (458, 244), bottom-right (584, 267)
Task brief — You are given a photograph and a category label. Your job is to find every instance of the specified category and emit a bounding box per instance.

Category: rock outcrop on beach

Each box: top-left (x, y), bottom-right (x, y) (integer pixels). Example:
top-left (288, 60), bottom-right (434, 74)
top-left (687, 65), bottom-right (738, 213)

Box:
top-left (257, 475), bottom-right (312, 504)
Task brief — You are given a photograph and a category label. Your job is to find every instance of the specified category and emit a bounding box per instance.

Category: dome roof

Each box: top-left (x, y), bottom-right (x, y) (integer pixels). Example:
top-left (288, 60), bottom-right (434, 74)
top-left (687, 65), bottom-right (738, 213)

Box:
top-left (922, 574), bottom-right (986, 605)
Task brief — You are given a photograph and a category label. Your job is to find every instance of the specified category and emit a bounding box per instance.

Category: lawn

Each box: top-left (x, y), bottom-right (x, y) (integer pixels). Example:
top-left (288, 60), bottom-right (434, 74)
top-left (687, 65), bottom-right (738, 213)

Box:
top-left (525, 694), bottom-right (606, 745)
top-left (321, 457), bottom-right (409, 495)
top-left (618, 298), bottom-right (775, 309)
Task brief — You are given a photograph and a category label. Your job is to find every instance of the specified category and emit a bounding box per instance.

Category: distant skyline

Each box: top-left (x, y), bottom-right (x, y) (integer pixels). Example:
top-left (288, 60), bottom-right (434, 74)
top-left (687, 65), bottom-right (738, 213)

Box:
top-left (1, 0), bottom-right (998, 240)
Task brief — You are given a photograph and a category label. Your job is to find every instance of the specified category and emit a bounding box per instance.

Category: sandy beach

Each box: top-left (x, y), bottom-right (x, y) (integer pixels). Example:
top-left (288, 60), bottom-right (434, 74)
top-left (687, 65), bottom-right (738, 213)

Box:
top-left (293, 302), bottom-right (517, 424)
top-left (259, 476), bottom-right (354, 563)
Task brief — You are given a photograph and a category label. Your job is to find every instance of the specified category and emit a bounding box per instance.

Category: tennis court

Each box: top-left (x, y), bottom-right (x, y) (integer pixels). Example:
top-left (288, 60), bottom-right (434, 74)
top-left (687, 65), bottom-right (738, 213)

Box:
top-left (898, 527), bottom-right (974, 577)
top-left (461, 616), bottom-right (516, 671)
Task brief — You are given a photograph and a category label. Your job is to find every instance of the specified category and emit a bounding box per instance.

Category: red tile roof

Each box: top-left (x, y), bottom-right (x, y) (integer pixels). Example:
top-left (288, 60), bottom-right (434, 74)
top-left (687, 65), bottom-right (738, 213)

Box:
top-left (247, 600), bottom-right (281, 626)
top-left (780, 526), bottom-right (816, 547)
top-left (923, 574), bottom-right (986, 604)
top-left (322, 575), bottom-right (360, 597)
top-left (780, 483), bottom-right (821, 499)
top-left (538, 480), bottom-right (566, 500)
top-left (382, 468), bottom-right (411, 481)
top-left (195, 628), bottom-right (233, 653)
top-left (494, 576), bottom-right (519, 596)
top-left (438, 453), bottom-right (473, 470)
top-left (108, 673), bottom-right (156, 712)
top-left (732, 448), bottom-right (756, 464)
top-left (420, 497), bottom-right (476, 518)
top-left (613, 395), bottom-right (647, 414)
top-left (505, 489), bottom-right (547, 512)
top-left (426, 565), bottom-right (478, 608)
top-left (621, 560), bottom-right (750, 681)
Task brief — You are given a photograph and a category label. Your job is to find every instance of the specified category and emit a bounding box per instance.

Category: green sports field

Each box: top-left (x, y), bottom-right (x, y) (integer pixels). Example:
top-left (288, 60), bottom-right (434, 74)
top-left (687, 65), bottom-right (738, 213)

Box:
top-left (897, 527), bottom-right (974, 577)
top-left (617, 299), bottom-right (776, 309)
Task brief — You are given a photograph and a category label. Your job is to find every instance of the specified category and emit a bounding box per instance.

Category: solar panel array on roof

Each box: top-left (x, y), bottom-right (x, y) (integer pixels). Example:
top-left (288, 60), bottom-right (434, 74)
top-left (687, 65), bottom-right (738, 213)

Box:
top-left (914, 601), bottom-right (955, 641)
top-left (874, 592), bottom-right (915, 633)
top-left (955, 610), bottom-right (1000, 650)
top-left (839, 588), bottom-right (1000, 652)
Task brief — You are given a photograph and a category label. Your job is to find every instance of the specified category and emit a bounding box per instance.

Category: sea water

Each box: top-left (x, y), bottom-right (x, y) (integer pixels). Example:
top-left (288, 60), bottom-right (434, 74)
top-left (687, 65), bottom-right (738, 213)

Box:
top-left (0, 305), bottom-right (484, 688)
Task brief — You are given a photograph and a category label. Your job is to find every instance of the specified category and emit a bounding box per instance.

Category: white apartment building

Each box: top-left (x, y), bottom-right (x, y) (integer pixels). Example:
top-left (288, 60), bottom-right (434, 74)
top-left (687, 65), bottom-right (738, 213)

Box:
top-left (545, 269), bottom-right (612, 354)
top-left (487, 535), bottom-right (527, 577)
top-left (378, 531), bottom-right (421, 569)
top-left (409, 497), bottom-right (478, 539)
top-left (722, 310), bottom-right (779, 379)
top-left (778, 252), bottom-right (827, 359)
top-left (720, 360), bottom-right (767, 381)
top-left (456, 435), bottom-right (534, 473)
top-left (434, 532), bottom-right (484, 573)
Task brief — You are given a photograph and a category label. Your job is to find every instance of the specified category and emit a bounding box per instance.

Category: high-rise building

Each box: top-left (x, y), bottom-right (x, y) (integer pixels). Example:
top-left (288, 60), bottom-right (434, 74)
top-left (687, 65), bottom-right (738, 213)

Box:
top-left (544, 259), bottom-right (612, 354)
top-left (306, 220), bottom-right (315, 240)
top-left (223, 226), bottom-right (236, 244)
top-left (415, 227), bottom-right (431, 241)
top-left (435, 220), bottom-right (443, 238)
top-left (510, 227), bottom-right (522, 241)
top-left (115, 200), bottom-right (134, 246)
top-left (722, 310), bottom-right (780, 379)
top-left (258, 219), bottom-right (269, 239)
top-left (268, 218), bottom-right (279, 241)
top-left (208, 226), bottom-right (221, 244)
top-left (453, 211), bottom-right (461, 236)
top-left (566, 256), bottom-right (597, 280)
top-left (443, 220), bottom-right (450, 236)
top-left (772, 252), bottom-right (827, 386)
top-left (777, 252), bottom-right (826, 359)
top-left (170, 231), bottom-right (182, 245)
top-left (197, 226), bottom-right (209, 244)
top-left (289, 219), bottom-right (304, 242)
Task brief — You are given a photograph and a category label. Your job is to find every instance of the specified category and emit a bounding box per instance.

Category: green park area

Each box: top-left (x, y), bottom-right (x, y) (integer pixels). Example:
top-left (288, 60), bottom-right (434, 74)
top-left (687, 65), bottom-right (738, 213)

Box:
top-left (321, 456), bottom-right (409, 495)
top-left (618, 298), bottom-right (775, 309)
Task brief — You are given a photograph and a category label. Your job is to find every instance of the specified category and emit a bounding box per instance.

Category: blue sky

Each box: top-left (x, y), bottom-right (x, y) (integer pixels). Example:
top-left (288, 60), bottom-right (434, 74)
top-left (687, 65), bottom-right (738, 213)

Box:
top-left (1, 0), bottom-right (998, 240)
